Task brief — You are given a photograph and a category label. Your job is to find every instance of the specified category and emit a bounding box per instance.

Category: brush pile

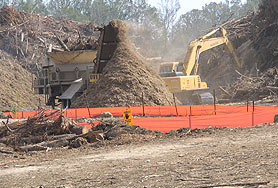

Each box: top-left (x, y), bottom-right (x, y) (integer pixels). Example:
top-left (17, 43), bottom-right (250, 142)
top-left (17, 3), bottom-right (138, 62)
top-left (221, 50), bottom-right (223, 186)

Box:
top-left (0, 110), bottom-right (164, 152)
top-left (0, 6), bottom-right (99, 70)
top-left (197, 0), bottom-right (278, 102)
top-left (218, 68), bottom-right (278, 102)
top-left (0, 111), bottom-right (104, 152)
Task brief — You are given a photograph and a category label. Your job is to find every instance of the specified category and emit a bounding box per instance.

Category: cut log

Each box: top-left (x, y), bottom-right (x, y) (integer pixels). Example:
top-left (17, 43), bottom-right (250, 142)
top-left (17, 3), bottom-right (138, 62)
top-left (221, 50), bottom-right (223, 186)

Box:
top-left (47, 134), bottom-right (77, 141)
top-left (52, 47), bottom-right (64, 52)
top-left (40, 139), bottom-right (69, 148)
top-left (193, 181), bottom-right (269, 188)
top-left (18, 145), bottom-right (48, 152)
top-left (57, 36), bottom-right (70, 51)
top-left (266, 86), bottom-right (278, 92)
top-left (69, 125), bottom-right (89, 135)
top-left (69, 137), bottom-right (88, 148)
top-left (0, 148), bottom-right (14, 154)
top-left (82, 130), bottom-right (104, 143)
top-left (219, 86), bottom-right (232, 97)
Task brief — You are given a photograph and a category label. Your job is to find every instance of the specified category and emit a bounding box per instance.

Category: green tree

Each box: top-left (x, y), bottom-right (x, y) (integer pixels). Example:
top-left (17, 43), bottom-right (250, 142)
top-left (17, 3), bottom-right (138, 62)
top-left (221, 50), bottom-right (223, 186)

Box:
top-left (243, 0), bottom-right (261, 12)
top-left (0, 0), bottom-right (13, 7)
top-left (158, 0), bottom-right (180, 51)
top-left (47, 0), bottom-right (89, 21)
top-left (16, 0), bottom-right (48, 15)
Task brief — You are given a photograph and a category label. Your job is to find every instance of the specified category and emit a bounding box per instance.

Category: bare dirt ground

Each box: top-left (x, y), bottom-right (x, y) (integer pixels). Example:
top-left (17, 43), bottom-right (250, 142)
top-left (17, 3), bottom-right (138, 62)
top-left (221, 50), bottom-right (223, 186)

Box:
top-left (0, 123), bottom-right (278, 188)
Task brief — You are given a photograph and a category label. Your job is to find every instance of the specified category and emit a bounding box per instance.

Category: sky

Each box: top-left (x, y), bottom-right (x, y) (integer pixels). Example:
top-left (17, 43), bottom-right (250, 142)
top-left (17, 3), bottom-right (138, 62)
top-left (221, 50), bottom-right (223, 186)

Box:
top-left (148, 0), bottom-right (247, 14)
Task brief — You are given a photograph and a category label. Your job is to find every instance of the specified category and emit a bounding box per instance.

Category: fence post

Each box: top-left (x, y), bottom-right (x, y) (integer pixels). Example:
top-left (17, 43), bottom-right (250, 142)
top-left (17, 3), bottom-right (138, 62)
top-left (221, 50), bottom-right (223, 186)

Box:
top-left (75, 109), bottom-right (77, 119)
top-left (87, 107), bottom-right (91, 118)
top-left (84, 91), bottom-right (91, 118)
top-left (213, 89), bottom-right (216, 115)
top-left (252, 111), bottom-right (254, 126)
top-left (173, 93), bottom-right (178, 116)
top-left (189, 106), bottom-right (192, 129)
top-left (142, 92), bottom-right (145, 116)
top-left (251, 101), bottom-right (255, 126)
top-left (246, 98), bottom-right (249, 112)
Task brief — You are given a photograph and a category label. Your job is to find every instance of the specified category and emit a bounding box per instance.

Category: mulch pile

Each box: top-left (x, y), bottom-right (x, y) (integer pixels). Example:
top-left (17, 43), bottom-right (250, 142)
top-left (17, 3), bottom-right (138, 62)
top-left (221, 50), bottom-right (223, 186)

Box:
top-left (0, 51), bottom-right (43, 110)
top-left (197, 0), bottom-right (278, 102)
top-left (72, 20), bottom-right (177, 108)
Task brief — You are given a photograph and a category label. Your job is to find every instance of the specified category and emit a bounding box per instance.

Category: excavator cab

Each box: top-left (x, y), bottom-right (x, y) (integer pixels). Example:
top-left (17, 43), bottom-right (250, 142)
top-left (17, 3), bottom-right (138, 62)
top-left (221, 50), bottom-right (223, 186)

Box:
top-left (159, 62), bottom-right (184, 77)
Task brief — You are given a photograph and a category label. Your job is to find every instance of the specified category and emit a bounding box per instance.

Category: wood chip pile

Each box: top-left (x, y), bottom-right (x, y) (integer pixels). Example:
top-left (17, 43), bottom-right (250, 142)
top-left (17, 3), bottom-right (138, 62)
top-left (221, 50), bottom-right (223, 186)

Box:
top-left (72, 20), bottom-right (178, 108)
top-left (0, 51), bottom-right (44, 110)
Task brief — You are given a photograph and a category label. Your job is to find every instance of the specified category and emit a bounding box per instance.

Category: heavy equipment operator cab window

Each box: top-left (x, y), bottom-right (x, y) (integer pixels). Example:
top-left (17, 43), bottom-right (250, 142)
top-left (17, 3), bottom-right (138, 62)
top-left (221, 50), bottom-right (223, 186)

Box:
top-left (159, 63), bottom-right (185, 77)
top-left (174, 63), bottom-right (183, 72)
top-left (160, 65), bottom-right (173, 73)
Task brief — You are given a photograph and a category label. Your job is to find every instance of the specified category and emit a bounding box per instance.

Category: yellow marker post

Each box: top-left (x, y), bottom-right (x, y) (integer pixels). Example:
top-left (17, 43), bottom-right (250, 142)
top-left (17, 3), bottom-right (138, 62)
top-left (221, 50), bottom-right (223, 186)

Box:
top-left (122, 108), bottom-right (133, 125)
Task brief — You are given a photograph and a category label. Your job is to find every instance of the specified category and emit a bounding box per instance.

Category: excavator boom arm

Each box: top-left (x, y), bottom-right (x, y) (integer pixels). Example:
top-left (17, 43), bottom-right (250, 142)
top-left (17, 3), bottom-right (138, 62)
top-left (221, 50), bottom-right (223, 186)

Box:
top-left (182, 28), bottom-right (242, 76)
top-left (223, 40), bottom-right (242, 70)
top-left (183, 37), bottom-right (226, 76)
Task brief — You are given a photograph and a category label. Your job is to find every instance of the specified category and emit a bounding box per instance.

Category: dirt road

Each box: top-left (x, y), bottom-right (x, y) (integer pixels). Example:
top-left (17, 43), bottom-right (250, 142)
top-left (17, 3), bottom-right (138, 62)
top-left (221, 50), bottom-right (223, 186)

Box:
top-left (1, 124), bottom-right (278, 188)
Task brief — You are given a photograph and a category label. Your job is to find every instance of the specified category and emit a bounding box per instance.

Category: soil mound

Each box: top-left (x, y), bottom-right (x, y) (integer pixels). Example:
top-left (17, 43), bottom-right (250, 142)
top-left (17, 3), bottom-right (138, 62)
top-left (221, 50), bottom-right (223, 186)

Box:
top-left (93, 119), bottom-right (163, 140)
top-left (72, 20), bottom-right (177, 108)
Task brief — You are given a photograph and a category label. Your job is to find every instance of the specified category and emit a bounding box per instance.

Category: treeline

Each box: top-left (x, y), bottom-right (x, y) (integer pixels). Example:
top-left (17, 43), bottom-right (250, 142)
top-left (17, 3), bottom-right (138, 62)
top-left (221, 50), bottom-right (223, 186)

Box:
top-left (0, 0), bottom-right (261, 58)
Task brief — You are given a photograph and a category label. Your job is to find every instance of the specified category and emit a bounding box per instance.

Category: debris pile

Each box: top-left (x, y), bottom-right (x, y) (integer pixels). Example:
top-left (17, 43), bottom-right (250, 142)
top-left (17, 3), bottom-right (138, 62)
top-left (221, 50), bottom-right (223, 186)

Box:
top-left (0, 112), bottom-right (104, 152)
top-left (0, 111), bottom-right (164, 152)
top-left (0, 5), bottom-right (99, 70)
top-left (93, 119), bottom-right (162, 141)
top-left (72, 20), bottom-right (177, 108)
top-left (0, 6), bottom-right (99, 109)
top-left (0, 5), bottom-right (24, 25)
top-left (218, 68), bottom-right (278, 102)
top-left (197, 0), bottom-right (278, 102)
top-left (87, 119), bottom-right (164, 147)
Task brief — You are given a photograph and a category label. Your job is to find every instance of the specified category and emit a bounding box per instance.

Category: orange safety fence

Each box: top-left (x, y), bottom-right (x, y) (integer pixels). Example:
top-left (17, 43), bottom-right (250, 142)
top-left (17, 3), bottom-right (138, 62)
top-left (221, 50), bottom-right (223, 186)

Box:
top-left (3, 105), bottom-right (278, 133)
top-left (124, 108), bottom-right (277, 133)
top-left (4, 104), bottom-right (278, 119)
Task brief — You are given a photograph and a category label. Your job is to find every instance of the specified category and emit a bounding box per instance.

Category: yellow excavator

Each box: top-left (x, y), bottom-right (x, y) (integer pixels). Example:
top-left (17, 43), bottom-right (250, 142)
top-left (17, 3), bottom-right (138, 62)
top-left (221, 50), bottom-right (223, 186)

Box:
top-left (159, 27), bottom-right (242, 104)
